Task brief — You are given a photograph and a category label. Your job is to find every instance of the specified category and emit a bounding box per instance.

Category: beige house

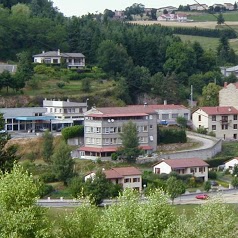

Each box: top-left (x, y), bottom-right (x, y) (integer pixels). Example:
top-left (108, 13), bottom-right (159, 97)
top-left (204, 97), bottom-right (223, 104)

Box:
top-left (153, 158), bottom-right (209, 181)
top-left (192, 106), bottom-right (238, 140)
top-left (85, 166), bottom-right (142, 192)
top-left (224, 3), bottom-right (235, 10)
top-left (189, 4), bottom-right (208, 10)
top-left (33, 49), bottom-right (85, 69)
top-left (219, 82), bottom-right (238, 109)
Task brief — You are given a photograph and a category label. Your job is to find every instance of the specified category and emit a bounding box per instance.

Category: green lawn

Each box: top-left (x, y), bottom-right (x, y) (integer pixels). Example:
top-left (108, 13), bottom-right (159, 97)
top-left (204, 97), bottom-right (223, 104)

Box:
top-left (188, 12), bottom-right (238, 22)
top-left (176, 34), bottom-right (238, 53)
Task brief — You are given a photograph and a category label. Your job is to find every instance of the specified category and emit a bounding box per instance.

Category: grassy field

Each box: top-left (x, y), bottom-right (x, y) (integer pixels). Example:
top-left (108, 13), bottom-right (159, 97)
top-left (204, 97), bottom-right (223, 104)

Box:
top-left (176, 34), bottom-right (238, 53)
top-left (188, 12), bottom-right (238, 22)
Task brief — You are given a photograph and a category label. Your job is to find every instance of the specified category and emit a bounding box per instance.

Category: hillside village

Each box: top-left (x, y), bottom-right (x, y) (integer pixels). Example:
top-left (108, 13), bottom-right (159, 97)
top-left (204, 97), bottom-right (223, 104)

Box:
top-left (1, 0), bottom-right (238, 237)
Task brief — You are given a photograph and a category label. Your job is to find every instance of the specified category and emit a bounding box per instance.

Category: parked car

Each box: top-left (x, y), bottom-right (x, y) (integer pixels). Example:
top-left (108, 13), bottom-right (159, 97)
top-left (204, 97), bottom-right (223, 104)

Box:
top-left (195, 194), bottom-right (209, 200)
top-left (210, 180), bottom-right (219, 186)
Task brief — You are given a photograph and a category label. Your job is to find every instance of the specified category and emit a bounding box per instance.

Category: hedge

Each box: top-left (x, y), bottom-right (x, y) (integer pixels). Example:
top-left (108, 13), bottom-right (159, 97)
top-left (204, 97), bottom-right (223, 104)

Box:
top-left (61, 125), bottom-right (84, 141)
top-left (157, 127), bottom-right (187, 144)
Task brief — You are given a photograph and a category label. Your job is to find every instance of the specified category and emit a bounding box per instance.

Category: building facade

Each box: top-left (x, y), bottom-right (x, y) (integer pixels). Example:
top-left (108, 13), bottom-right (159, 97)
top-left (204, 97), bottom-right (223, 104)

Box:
top-left (33, 50), bottom-right (85, 69)
top-left (85, 166), bottom-right (142, 192)
top-left (153, 158), bottom-right (209, 181)
top-left (219, 82), bottom-right (238, 109)
top-left (192, 106), bottom-right (238, 140)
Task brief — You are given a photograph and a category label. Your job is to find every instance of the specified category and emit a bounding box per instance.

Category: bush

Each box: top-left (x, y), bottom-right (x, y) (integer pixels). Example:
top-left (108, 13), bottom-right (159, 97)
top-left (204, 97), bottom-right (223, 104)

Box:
top-left (158, 127), bottom-right (187, 144)
top-left (40, 172), bottom-right (57, 183)
top-left (208, 170), bottom-right (217, 179)
top-left (205, 158), bottom-right (228, 167)
top-left (61, 125), bottom-right (84, 141)
top-left (38, 184), bottom-right (54, 198)
top-left (34, 64), bottom-right (56, 76)
top-left (196, 126), bottom-right (208, 135)
top-left (57, 82), bottom-right (65, 88)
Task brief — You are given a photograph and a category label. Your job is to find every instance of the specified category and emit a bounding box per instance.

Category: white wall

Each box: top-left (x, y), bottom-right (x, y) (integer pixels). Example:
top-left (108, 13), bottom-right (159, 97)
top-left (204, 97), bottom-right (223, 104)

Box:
top-left (153, 161), bottom-right (172, 174)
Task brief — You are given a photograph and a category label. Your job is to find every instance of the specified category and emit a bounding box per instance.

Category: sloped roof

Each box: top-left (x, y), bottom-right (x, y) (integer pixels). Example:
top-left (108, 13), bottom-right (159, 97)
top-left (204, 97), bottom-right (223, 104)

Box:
top-left (154, 158), bottom-right (208, 168)
top-left (86, 104), bottom-right (188, 118)
top-left (104, 167), bottom-right (142, 179)
top-left (33, 51), bottom-right (85, 58)
top-left (198, 106), bottom-right (238, 115)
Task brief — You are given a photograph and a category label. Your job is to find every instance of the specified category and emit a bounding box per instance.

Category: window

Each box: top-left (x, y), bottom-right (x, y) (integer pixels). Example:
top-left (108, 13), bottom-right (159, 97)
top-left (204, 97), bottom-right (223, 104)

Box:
top-left (212, 125), bottom-right (216, 130)
top-left (96, 138), bottom-right (101, 145)
top-left (105, 127), bottom-right (110, 134)
top-left (53, 59), bottom-right (58, 64)
top-left (222, 124), bottom-right (228, 130)
top-left (234, 134), bottom-right (237, 139)
top-left (198, 115), bottom-right (201, 121)
top-left (149, 115), bottom-right (153, 119)
top-left (234, 124), bottom-right (237, 129)
top-left (118, 127), bottom-right (122, 133)
top-left (133, 178), bottom-right (140, 182)
top-left (184, 113), bottom-right (189, 119)
top-left (149, 125), bottom-right (153, 129)
top-left (124, 178), bottom-right (130, 183)
top-left (221, 116), bottom-right (228, 122)
top-left (96, 127), bottom-right (101, 133)
top-left (172, 113), bottom-right (178, 119)
top-left (234, 115), bottom-right (238, 120)
top-left (212, 115), bottom-right (216, 121)
top-left (199, 167), bottom-right (204, 172)
top-left (143, 125), bottom-right (148, 132)
top-left (44, 58), bottom-right (51, 64)
top-left (162, 114), bottom-right (169, 120)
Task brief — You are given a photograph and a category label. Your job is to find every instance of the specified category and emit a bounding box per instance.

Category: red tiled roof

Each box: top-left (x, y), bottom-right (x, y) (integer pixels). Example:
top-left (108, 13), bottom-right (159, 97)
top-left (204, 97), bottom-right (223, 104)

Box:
top-left (224, 82), bottom-right (238, 89)
top-left (86, 104), bottom-right (187, 118)
top-left (199, 106), bottom-right (238, 115)
top-left (104, 166), bottom-right (142, 179)
top-left (154, 158), bottom-right (209, 168)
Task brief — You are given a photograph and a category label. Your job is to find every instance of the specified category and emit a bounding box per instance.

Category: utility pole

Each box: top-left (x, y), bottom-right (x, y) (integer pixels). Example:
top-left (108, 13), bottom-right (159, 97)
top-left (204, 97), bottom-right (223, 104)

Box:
top-left (190, 85), bottom-right (193, 108)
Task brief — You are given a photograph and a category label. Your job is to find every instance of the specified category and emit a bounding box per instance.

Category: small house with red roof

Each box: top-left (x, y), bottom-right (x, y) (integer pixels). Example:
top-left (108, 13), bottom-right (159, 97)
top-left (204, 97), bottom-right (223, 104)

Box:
top-left (153, 158), bottom-right (209, 181)
top-left (85, 166), bottom-right (142, 191)
top-left (192, 106), bottom-right (238, 140)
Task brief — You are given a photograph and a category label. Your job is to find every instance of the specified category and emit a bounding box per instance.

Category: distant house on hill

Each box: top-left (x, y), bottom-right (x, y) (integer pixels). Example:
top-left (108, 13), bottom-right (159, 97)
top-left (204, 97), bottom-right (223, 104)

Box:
top-left (224, 2), bottom-right (235, 10)
top-left (157, 13), bottom-right (187, 22)
top-left (221, 65), bottom-right (238, 77)
top-left (157, 6), bottom-right (178, 13)
top-left (0, 64), bottom-right (17, 74)
top-left (33, 49), bottom-right (85, 69)
top-left (189, 4), bottom-right (208, 10)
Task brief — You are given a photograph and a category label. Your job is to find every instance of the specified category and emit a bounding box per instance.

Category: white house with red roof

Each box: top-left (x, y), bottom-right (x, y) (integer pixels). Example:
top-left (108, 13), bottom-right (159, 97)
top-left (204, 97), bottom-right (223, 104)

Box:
top-left (85, 166), bottom-right (142, 191)
top-left (153, 158), bottom-right (209, 181)
top-left (78, 104), bottom-right (190, 160)
top-left (157, 13), bottom-right (187, 22)
top-left (192, 106), bottom-right (238, 140)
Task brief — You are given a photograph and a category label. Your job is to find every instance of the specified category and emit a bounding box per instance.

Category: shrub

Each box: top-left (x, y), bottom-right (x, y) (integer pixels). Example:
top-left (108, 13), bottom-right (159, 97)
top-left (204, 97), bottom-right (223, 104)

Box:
top-left (34, 64), bottom-right (56, 76)
top-left (38, 184), bottom-right (54, 198)
top-left (40, 172), bottom-right (57, 183)
top-left (208, 170), bottom-right (217, 179)
top-left (196, 126), bottom-right (208, 135)
top-left (61, 125), bottom-right (84, 141)
top-left (205, 158), bottom-right (228, 167)
top-left (57, 82), bottom-right (65, 88)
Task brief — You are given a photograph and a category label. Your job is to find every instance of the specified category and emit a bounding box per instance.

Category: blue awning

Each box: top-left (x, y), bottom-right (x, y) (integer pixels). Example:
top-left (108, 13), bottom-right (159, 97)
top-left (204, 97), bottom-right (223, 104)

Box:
top-left (15, 116), bottom-right (55, 121)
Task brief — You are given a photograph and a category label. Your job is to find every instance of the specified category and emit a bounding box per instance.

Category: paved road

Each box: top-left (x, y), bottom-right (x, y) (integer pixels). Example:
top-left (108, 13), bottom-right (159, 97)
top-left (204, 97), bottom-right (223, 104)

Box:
top-left (186, 132), bottom-right (216, 150)
top-left (37, 189), bottom-right (238, 207)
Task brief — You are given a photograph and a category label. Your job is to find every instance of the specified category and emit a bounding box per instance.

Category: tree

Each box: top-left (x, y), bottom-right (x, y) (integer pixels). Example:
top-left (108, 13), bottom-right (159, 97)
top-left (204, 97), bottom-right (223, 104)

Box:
top-left (94, 189), bottom-right (175, 238)
top-left (231, 176), bottom-right (238, 188)
top-left (68, 176), bottom-right (84, 198)
top-left (118, 121), bottom-right (141, 163)
top-left (0, 70), bottom-right (13, 92)
top-left (217, 13), bottom-right (225, 25)
top-left (163, 9), bottom-right (168, 14)
top-left (16, 51), bottom-right (33, 80)
top-left (0, 164), bottom-right (52, 237)
top-left (201, 83), bottom-right (221, 106)
top-left (166, 176), bottom-right (185, 204)
top-left (97, 40), bottom-right (133, 76)
top-left (51, 141), bottom-right (74, 185)
top-left (234, 2), bottom-right (237, 10)
top-left (42, 130), bottom-right (53, 163)
top-left (84, 170), bottom-right (121, 205)
top-left (81, 78), bottom-right (91, 92)
top-left (162, 198), bottom-right (237, 238)
top-left (204, 180), bottom-right (211, 192)
top-left (0, 113), bottom-right (18, 172)
top-left (176, 116), bottom-right (187, 128)
top-left (11, 3), bottom-right (31, 17)
top-left (233, 164), bottom-right (238, 176)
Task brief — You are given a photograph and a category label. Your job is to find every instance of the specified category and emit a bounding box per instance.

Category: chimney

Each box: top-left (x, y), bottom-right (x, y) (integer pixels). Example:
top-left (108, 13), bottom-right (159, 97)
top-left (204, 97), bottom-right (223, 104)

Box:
top-left (144, 102), bottom-right (148, 107)
top-left (67, 99), bottom-right (70, 102)
top-left (42, 50), bottom-right (45, 54)
top-left (57, 49), bottom-right (60, 56)
top-left (224, 82), bottom-right (227, 88)
top-left (164, 100), bottom-right (167, 105)
top-left (228, 107), bottom-right (231, 112)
